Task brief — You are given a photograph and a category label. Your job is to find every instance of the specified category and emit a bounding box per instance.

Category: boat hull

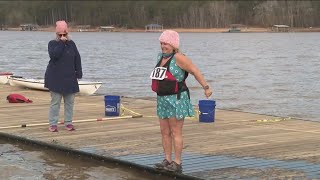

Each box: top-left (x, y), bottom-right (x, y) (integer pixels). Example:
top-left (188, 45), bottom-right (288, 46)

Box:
top-left (8, 77), bottom-right (102, 95)
top-left (0, 72), bottom-right (13, 84)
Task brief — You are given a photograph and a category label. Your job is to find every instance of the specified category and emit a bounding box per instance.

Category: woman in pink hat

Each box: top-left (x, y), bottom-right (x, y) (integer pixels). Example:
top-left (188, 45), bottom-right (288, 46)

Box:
top-left (151, 30), bottom-right (213, 173)
top-left (45, 20), bottom-right (82, 132)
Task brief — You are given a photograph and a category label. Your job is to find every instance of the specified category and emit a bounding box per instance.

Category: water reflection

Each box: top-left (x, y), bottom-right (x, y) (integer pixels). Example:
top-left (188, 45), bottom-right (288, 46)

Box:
top-left (0, 139), bottom-right (171, 180)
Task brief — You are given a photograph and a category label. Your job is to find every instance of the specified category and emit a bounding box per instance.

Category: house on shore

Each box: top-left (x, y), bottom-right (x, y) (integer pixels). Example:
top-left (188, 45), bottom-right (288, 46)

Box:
top-left (20, 24), bottom-right (39, 31)
top-left (145, 24), bottom-right (163, 32)
top-left (100, 26), bottom-right (115, 32)
top-left (0, 24), bottom-right (8, 30)
top-left (77, 25), bottom-right (91, 32)
top-left (227, 24), bottom-right (246, 33)
top-left (272, 25), bottom-right (290, 32)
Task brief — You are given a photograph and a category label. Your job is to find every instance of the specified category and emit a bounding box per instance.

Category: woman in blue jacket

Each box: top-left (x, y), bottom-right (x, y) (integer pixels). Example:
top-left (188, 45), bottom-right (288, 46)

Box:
top-left (45, 20), bottom-right (82, 132)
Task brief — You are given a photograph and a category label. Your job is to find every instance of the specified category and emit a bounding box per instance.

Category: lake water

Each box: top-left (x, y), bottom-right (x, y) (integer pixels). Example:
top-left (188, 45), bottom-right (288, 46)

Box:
top-left (0, 139), bottom-right (170, 180)
top-left (0, 31), bottom-right (319, 121)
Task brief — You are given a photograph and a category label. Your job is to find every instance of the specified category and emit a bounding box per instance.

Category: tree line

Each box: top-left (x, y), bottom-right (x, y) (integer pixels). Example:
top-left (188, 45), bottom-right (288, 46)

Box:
top-left (0, 1), bottom-right (319, 28)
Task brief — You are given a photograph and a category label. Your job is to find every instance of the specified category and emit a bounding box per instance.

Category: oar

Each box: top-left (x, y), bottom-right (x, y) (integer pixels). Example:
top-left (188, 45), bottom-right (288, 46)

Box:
top-left (0, 115), bottom-right (140, 130)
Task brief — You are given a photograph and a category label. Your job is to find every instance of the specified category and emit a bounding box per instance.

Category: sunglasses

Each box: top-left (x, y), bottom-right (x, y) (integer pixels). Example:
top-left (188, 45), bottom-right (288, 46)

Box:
top-left (58, 34), bottom-right (67, 37)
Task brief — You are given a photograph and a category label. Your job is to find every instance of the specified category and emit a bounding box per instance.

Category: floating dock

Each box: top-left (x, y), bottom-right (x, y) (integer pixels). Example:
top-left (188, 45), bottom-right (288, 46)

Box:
top-left (1, 84), bottom-right (320, 179)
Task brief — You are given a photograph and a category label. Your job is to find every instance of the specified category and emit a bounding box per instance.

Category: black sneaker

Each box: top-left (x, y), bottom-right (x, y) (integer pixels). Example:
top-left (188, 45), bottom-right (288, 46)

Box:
top-left (154, 159), bottom-right (171, 170)
top-left (164, 161), bottom-right (182, 173)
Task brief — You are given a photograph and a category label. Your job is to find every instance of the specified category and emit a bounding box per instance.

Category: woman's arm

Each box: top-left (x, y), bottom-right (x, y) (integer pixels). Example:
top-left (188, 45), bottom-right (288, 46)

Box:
top-left (175, 53), bottom-right (213, 97)
top-left (48, 40), bottom-right (65, 60)
top-left (72, 41), bottom-right (83, 79)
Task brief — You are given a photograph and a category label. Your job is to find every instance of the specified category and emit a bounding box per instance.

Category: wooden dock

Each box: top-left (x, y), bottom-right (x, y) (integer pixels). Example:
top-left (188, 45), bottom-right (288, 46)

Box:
top-left (1, 84), bottom-right (320, 179)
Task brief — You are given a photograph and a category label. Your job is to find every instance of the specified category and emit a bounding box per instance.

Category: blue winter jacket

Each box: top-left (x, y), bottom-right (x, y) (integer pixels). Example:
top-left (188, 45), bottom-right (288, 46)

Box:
top-left (44, 40), bottom-right (82, 94)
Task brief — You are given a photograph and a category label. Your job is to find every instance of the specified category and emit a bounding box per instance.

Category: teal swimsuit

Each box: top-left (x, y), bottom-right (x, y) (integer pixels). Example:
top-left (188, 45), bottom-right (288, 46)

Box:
top-left (156, 54), bottom-right (195, 120)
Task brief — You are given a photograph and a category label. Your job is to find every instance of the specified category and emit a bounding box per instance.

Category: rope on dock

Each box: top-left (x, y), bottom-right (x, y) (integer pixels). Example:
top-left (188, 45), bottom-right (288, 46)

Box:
top-left (255, 117), bottom-right (291, 123)
top-left (120, 104), bottom-right (143, 118)
top-left (120, 104), bottom-right (201, 121)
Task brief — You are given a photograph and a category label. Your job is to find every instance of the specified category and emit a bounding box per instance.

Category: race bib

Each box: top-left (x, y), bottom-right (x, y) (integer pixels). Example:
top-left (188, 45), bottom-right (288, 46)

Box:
top-left (150, 67), bottom-right (167, 80)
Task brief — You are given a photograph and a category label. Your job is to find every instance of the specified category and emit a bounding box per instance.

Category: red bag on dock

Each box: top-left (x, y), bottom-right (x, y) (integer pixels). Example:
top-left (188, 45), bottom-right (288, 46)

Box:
top-left (6, 94), bottom-right (33, 103)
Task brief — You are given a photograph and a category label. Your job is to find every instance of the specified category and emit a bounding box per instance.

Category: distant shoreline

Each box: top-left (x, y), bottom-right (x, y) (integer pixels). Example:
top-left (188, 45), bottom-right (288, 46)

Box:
top-left (2, 26), bottom-right (320, 33)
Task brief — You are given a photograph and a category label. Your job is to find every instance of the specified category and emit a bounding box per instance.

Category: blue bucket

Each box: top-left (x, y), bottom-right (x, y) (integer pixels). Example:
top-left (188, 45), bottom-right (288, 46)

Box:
top-left (104, 95), bottom-right (120, 116)
top-left (198, 100), bottom-right (216, 123)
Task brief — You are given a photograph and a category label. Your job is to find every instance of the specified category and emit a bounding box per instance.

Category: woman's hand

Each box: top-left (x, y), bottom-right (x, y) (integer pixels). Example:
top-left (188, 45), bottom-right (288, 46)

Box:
top-left (204, 86), bottom-right (213, 98)
top-left (60, 36), bottom-right (67, 42)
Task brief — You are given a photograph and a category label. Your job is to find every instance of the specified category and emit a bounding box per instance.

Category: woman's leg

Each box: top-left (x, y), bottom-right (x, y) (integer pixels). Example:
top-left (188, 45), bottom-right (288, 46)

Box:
top-left (168, 117), bottom-right (184, 165)
top-left (159, 119), bottom-right (172, 161)
top-left (48, 91), bottom-right (62, 126)
top-left (63, 93), bottom-right (75, 125)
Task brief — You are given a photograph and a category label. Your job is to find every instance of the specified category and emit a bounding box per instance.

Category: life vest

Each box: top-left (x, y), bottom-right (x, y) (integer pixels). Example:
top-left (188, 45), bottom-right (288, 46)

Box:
top-left (150, 54), bottom-right (189, 99)
top-left (7, 94), bottom-right (33, 103)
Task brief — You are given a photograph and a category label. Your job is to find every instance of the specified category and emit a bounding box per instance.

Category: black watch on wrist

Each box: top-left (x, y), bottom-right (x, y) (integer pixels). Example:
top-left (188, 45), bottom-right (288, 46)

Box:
top-left (203, 85), bottom-right (209, 90)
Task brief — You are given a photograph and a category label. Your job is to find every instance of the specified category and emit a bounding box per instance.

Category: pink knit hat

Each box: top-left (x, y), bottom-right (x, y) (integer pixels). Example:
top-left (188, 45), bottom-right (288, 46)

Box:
top-left (159, 30), bottom-right (179, 49)
top-left (56, 20), bottom-right (68, 33)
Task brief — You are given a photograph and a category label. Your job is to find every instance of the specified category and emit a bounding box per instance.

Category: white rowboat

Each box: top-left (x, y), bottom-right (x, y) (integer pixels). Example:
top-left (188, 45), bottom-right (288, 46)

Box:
top-left (8, 77), bottom-right (102, 95)
top-left (0, 72), bottom-right (13, 84)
